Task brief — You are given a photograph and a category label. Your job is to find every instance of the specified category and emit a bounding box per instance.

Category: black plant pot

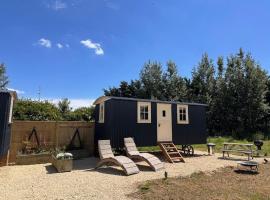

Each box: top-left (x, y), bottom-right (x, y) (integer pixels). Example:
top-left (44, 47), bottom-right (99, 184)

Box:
top-left (254, 140), bottom-right (264, 150)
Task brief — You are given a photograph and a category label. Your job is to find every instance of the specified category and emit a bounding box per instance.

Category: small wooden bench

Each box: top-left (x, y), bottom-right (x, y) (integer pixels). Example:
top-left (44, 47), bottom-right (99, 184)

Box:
top-left (222, 143), bottom-right (254, 161)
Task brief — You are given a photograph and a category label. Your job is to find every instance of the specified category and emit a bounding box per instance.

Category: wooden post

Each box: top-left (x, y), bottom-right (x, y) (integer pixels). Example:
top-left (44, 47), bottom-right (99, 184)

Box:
top-left (6, 150), bottom-right (10, 166)
top-left (55, 122), bottom-right (59, 148)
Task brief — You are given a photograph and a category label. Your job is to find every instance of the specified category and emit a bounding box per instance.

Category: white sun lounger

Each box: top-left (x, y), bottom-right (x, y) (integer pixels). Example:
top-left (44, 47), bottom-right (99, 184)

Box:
top-left (124, 137), bottom-right (164, 171)
top-left (96, 140), bottom-right (140, 176)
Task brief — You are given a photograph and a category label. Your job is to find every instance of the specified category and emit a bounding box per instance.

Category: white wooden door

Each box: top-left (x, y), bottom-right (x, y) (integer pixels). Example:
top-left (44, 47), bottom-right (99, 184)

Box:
top-left (157, 103), bottom-right (172, 142)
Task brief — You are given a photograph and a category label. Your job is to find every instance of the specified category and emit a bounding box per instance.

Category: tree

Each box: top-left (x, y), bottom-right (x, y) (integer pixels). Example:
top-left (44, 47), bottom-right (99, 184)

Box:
top-left (162, 61), bottom-right (187, 101)
top-left (104, 80), bottom-right (146, 98)
top-left (58, 98), bottom-right (71, 114)
top-left (241, 53), bottom-right (269, 136)
top-left (189, 54), bottom-right (216, 135)
top-left (209, 57), bottom-right (227, 135)
top-left (220, 49), bottom-right (269, 138)
top-left (57, 98), bottom-right (73, 120)
top-left (71, 106), bottom-right (95, 121)
top-left (128, 80), bottom-right (147, 98)
top-left (190, 54), bottom-right (215, 104)
top-left (104, 86), bottom-right (121, 97)
top-left (0, 63), bottom-right (8, 89)
top-left (140, 61), bottom-right (164, 100)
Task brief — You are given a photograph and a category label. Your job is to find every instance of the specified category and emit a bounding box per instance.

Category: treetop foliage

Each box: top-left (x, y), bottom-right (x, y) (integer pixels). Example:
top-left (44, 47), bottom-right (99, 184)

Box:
top-left (0, 63), bottom-right (9, 89)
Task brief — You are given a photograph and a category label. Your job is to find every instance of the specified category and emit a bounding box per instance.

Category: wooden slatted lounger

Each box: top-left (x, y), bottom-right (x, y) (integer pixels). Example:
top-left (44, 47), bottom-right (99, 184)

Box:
top-left (96, 140), bottom-right (140, 176)
top-left (124, 137), bottom-right (164, 171)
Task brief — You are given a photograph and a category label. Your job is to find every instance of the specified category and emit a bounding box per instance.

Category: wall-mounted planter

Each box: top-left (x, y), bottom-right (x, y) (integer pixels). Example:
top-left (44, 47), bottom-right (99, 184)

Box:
top-left (16, 152), bottom-right (51, 165)
top-left (52, 155), bottom-right (73, 173)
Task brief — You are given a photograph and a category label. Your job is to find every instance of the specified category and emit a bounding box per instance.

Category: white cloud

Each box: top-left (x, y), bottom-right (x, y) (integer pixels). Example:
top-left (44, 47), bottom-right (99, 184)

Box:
top-left (7, 88), bottom-right (25, 95)
top-left (47, 98), bottom-right (95, 109)
top-left (38, 38), bottom-right (52, 48)
top-left (50, 0), bottom-right (67, 11)
top-left (105, 1), bottom-right (120, 10)
top-left (35, 39), bottom-right (69, 49)
top-left (80, 39), bottom-right (104, 55)
top-left (56, 43), bottom-right (63, 49)
top-left (69, 99), bottom-right (95, 109)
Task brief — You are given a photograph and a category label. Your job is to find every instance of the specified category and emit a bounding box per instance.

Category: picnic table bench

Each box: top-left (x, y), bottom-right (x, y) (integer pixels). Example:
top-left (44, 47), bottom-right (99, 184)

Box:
top-left (222, 143), bottom-right (254, 161)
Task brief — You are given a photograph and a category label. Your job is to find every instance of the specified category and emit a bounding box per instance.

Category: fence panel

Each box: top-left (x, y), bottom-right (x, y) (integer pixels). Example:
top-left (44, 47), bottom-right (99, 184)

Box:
top-left (9, 121), bottom-right (94, 163)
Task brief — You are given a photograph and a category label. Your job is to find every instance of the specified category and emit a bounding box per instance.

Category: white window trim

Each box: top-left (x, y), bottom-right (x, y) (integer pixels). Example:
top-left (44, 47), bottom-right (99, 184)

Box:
top-left (8, 95), bottom-right (14, 124)
top-left (177, 104), bottom-right (189, 124)
top-left (99, 102), bottom-right (105, 123)
top-left (137, 102), bottom-right (151, 123)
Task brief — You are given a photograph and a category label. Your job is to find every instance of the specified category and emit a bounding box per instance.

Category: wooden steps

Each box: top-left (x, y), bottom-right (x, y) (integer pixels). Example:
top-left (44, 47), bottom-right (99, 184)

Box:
top-left (158, 142), bottom-right (185, 163)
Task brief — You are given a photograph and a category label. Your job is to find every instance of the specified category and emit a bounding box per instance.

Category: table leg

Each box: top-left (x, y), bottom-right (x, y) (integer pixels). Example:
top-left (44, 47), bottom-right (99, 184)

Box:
top-left (250, 147), bottom-right (253, 159)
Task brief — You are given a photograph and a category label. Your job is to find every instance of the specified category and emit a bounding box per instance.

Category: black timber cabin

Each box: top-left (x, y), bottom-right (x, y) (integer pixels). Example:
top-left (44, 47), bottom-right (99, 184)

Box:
top-left (0, 90), bottom-right (16, 160)
top-left (94, 96), bottom-right (207, 149)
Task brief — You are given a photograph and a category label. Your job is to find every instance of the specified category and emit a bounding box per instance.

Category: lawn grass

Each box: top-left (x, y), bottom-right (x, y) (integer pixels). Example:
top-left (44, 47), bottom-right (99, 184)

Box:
top-left (131, 163), bottom-right (270, 200)
top-left (138, 137), bottom-right (270, 156)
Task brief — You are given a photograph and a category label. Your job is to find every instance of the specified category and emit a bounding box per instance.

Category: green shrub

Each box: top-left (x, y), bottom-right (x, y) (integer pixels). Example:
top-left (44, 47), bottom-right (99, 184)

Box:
top-left (13, 99), bottom-right (61, 121)
top-left (13, 98), bottom-right (95, 121)
top-left (252, 132), bottom-right (265, 141)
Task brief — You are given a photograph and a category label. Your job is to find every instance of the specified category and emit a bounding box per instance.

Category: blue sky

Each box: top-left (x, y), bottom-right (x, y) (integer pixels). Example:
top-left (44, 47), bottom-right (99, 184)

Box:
top-left (1, 0), bottom-right (270, 108)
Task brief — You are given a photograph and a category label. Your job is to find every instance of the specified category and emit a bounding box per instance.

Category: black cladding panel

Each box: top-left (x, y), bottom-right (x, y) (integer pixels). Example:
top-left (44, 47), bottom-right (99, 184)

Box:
top-left (172, 104), bottom-right (207, 145)
top-left (95, 99), bottom-right (157, 148)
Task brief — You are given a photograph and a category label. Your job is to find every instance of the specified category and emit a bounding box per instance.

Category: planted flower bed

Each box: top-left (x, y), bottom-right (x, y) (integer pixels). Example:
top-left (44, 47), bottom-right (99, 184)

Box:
top-left (16, 152), bottom-right (51, 165)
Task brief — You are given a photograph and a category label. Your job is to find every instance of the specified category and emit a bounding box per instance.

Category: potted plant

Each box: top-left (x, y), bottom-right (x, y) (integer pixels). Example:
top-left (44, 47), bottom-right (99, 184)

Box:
top-left (52, 150), bottom-right (73, 173)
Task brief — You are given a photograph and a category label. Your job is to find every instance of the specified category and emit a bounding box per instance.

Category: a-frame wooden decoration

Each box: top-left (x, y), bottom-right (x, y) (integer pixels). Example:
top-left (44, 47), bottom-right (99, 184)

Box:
top-left (28, 127), bottom-right (40, 147)
top-left (67, 128), bottom-right (83, 150)
top-left (22, 127), bottom-right (40, 154)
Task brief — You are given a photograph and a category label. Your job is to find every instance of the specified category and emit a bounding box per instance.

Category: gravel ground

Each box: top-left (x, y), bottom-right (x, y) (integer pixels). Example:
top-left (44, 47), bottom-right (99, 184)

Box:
top-left (0, 151), bottom-right (264, 200)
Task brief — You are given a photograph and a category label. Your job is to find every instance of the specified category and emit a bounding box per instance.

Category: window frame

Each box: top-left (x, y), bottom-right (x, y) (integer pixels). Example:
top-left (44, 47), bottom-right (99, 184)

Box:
top-left (177, 104), bottom-right (189, 124)
top-left (99, 102), bottom-right (105, 123)
top-left (137, 102), bottom-right (151, 123)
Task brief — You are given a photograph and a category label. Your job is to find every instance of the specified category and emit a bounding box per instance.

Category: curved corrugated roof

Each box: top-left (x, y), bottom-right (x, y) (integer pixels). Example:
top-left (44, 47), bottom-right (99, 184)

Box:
top-left (93, 96), bottom-right (208, 106)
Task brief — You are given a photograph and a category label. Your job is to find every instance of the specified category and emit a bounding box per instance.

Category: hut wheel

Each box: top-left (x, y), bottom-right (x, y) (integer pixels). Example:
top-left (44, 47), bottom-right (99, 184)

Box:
top-left (182, 145), bottom-right (194, 156)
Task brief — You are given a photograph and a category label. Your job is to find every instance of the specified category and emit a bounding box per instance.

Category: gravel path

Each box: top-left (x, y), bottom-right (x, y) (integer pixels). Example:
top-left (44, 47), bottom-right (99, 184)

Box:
top-left (0, 151), bottom-right (264, 200)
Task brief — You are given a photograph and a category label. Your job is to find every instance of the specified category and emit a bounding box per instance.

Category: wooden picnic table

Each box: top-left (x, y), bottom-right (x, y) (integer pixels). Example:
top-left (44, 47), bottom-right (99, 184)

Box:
top-left (222, 143), bottom-right (254, 160)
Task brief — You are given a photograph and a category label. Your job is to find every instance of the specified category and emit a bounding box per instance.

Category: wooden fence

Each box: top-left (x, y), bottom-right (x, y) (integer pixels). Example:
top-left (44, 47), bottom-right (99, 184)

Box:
top-left (9, 121), bottom-right (95, 163)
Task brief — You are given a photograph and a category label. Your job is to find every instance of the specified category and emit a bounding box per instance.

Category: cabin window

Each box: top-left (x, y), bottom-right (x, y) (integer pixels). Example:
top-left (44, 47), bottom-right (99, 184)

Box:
top-left (177, 105), bottom-right (189, 124)
top-left (137, 102), bottom-right (151, 123)
top-left (99, 102), bottom-right (105, 123)
top-left (8, 95), bottom-right (14, 124)
top-left (162, 110), bottom-right (166, 117)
